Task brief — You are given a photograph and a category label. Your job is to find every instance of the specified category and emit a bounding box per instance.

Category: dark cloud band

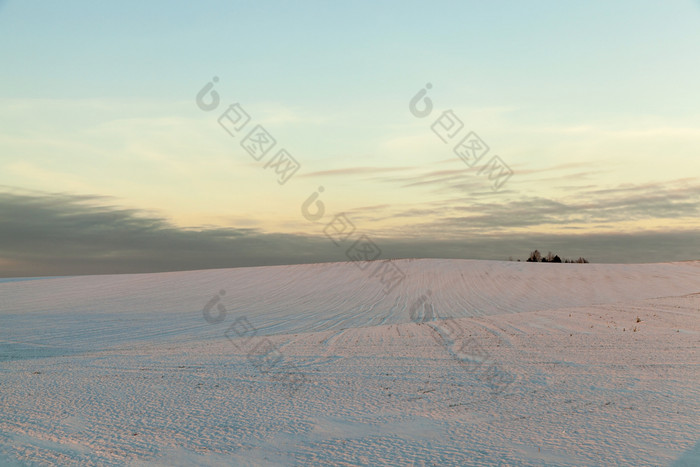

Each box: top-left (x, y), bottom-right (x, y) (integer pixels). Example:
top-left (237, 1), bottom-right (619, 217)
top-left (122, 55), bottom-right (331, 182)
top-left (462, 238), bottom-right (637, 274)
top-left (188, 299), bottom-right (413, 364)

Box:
top-left (0, 189), bottom-right (698, 278)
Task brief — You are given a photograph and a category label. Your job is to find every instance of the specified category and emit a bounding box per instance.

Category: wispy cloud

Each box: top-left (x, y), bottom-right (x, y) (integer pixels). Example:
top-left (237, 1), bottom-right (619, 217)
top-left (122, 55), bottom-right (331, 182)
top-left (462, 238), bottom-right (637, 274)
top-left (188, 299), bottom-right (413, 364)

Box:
top-left (299, 166), bottom-right (415, 178)
top-left (376, 179), bottom-right (700, 235)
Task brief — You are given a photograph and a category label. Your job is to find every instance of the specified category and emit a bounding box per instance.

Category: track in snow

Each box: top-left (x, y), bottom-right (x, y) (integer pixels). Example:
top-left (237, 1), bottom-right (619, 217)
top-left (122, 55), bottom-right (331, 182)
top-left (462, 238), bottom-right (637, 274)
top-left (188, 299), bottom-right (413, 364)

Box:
top-left (1, 259), bottom-right (699, 465)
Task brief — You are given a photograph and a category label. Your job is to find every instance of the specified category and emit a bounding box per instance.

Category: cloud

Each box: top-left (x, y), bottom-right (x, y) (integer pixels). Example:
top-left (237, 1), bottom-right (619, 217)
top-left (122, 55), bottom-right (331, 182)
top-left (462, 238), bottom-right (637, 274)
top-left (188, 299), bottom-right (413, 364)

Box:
top-left (379, 231), bottom-right (700, 265)
top-left (1, 185), bottom-right (698, 278)
top-left (299, 166), bottom-right (415, 178)
top-left (376, 178), bottom-right (700, 236)
top-left (0, 189), bottom-right (341, 277)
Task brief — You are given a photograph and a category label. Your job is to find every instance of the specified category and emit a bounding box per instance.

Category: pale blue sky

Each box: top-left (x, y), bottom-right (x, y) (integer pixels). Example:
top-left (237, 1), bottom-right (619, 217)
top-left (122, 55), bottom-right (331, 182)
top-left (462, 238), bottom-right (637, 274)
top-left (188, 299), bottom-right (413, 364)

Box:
top-left (1, 0), bottom-right (699, 275)
top-left (2, 1), bottom-right (699, 110)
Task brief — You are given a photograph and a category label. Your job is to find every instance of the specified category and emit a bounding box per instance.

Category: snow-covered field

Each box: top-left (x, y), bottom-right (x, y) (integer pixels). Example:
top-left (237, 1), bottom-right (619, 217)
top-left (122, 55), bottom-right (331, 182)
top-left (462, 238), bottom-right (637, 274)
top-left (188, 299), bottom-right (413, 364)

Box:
top-left (1, 258), bottom-right (699, 466)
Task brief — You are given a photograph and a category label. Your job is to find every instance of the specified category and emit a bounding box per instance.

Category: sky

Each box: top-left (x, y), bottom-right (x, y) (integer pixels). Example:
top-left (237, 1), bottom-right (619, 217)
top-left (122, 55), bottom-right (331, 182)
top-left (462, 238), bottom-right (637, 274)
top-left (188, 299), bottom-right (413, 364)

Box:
top-left (1, 0), bottom-right (699, 277)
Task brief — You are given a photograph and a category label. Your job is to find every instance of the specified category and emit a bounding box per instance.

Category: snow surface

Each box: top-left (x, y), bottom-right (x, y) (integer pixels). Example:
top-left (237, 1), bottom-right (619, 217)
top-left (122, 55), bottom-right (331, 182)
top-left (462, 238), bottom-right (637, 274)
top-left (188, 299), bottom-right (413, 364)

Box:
top-left (1, 258), bottom-right (699, 466)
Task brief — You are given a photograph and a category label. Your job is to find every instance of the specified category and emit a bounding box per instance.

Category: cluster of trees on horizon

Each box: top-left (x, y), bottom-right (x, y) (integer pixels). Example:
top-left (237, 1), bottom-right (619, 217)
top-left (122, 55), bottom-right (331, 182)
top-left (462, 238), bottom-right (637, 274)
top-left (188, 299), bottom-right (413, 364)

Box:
top-left (509, 250), bottom-right (590, 263)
